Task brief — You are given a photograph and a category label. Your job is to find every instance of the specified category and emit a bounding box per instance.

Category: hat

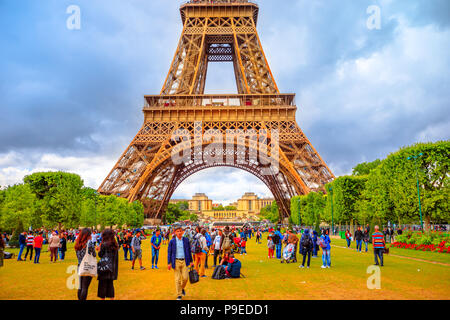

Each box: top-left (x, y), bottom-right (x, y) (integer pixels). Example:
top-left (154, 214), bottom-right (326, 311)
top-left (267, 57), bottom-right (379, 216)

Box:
top-left (173, 223), bottom-right (182, 230)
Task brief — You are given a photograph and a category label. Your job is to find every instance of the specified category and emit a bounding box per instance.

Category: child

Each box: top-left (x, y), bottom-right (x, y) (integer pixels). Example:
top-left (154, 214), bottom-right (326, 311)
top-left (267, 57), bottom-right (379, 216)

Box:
top-left (240, 238), bottom-right (247, 255)
top-left (267, 236), bottom-right (275, 259)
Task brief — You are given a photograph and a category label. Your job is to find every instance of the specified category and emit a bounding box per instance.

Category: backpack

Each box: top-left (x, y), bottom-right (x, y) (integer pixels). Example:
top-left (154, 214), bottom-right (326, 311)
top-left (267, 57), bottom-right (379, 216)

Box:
top-left (192, 235), bottom-right (202, 254)
top-left (272, 234), bottom-right (280, 245)
top-left (318, 237), bottom-right (327, 249)
top-left (222, 234), bottom-right (232, 250)
top-left (212, 265), bottom-right (226, 280)
top-left (301, 235), bottom-right (312, 250)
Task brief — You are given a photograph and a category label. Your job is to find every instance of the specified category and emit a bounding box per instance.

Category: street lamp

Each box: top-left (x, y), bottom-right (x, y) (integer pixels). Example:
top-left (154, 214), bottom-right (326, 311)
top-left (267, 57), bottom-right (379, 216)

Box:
top-left (329, 186), bottom-right (334, 235)
top-left (407, 153), bottom-right (424, 231)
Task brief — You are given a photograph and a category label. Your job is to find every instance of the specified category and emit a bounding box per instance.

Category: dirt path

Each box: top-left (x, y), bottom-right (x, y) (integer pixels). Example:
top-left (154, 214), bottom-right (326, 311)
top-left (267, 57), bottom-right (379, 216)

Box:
top-left (332, 245), bottom-right (450, 267)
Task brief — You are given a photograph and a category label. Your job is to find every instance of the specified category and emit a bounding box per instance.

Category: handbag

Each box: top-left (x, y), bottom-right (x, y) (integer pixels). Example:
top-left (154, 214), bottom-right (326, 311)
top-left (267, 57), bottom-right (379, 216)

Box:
top-left (189, 266), bottom-right (199, 284)
top-left (383, 247), bottom-right (390, 255)
top-left (78, 241), bottom-right (97, 277)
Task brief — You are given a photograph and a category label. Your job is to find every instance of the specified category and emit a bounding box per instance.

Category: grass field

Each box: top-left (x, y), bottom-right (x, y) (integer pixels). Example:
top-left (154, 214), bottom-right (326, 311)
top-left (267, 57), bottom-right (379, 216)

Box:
top-left (0, 233), bottom-right (449, 300)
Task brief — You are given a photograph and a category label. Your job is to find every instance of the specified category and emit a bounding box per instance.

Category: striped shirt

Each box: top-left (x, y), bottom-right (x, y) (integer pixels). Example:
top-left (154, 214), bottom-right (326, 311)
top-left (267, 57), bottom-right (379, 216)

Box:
top-left (26, 235), bottom-right (34, 246)
top-left (372, 232), bottom-right (385, 248)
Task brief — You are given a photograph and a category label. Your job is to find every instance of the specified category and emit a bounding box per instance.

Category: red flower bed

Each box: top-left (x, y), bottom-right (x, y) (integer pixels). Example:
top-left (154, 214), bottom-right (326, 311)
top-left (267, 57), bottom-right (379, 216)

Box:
top-left (391, 241), bottom-right (450, 253)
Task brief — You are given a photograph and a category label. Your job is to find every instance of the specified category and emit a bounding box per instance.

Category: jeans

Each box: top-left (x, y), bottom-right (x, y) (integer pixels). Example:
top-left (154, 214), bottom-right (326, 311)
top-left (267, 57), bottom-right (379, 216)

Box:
top-left (312, 243), bottom-right (317, 256)
top-left (24, 245), bottom-right (33, 260)
top-left (356, 240), bottom-right (362, 252)
top-left (241, 247), bottom-right (247, 254)
top-left (346, 238), bottom-right (351, 247)
top-left (302, 250), bottom-right (311, 267)
top-left (276, 244), bottom-right (282, 259)
top-left (50, 247), bottom-right (58, 262)
top-left (124, 247), bottom-right (133, 260)
top-left (17, 244), bottom-right (25, 260)
top-left (364, 241), bottom-right (369, 252)
top-left (322, 249), bottom-right (331, 267)
top-left (152, 248), bottom-right (159, 266)
top-left (374, 248), bottom-right (384, 266)
top-left (59, 249), bottom-right (66, 260)
top-left (34, 248), bottom-right (41, 263)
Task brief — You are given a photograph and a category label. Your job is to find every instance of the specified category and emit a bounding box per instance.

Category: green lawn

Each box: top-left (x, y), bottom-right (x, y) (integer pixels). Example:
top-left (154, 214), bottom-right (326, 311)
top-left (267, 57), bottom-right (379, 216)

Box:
top-left (0, 233), bottom-right (449, 300)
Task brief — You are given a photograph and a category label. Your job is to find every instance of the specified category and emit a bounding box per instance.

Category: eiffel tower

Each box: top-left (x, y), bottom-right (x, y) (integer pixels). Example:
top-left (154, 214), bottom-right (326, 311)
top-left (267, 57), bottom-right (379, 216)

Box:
top-left (98, 0), bottom-right (334, 223)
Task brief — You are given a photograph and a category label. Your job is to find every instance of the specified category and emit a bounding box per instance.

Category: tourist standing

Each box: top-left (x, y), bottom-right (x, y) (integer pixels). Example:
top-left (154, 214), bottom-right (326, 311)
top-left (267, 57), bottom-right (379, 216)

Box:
top-left (48, 231), bottom-right (60, 262)
top-left (312, 230), bottom-right (319, 258)
top-left (267, 236), bottom-right (275, 259)
top-left (75, 228), bottom-right (96, 300)
top-left (204, 229), bottom-right (212, 269)
top-left (24, 231), bottom-right (34, 261)
top-left (354, 227), bottom-right (363, 252)
top-left (151, 229), bottom-right (162, 269)
top-left (193, 228), bottom-right (208, 278)
top-left (33, 231), bottom-right (44, 264)
top-left (372, 226), bottom-right (386, 266)
top-left (320, 230), bottom-right (331, 268)
top-left (220, 226), bottom-right (234, 255)
top-left (240, 237), bottom-right (247, 255)
top-left (212, 230), bottom-right (222, 267)
top-left (288, 229), bottom-right (299, 263)
top-left (345, 229), bottom-right (352, 248)
top-left (17, 232), bottom-right (27, 261)
top-left (299, 229), bottom-right (313, 268)
top-left (97, 229), bottom-right (119, 300)
top-left (274, 228), bottom-right (283, 259)
top-left (363, 228), bottom-right (370, 252)
top-left (0, 235), bottom-right (4, 267)
top-left (131, 229), bottom-right (145, 270)
top-left (167, 224), bottom-right (193, 301)
top-left (59, 232), bottom-right (67, 261)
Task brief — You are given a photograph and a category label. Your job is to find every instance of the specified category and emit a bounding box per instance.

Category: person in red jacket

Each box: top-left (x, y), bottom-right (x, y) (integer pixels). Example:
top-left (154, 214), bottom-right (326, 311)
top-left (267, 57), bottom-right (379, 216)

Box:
top-left (33, 231), bottom-right (44, 264)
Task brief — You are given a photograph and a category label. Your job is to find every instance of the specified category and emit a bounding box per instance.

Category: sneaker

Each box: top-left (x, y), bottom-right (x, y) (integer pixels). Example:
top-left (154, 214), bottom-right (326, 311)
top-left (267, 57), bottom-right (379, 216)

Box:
top-left (201, 275), bottom-right (207, 278)
top-left (176, 296), bottom-right (182, 301)
top-left (151, 265), bottom-right (154, 269)
top-left (131, 266), bottom-right (134, 270)
top-left (307, 266), bottom-right (310, 268)
top-left (182, 289), bottom-right (186, 296)
top-left (327, 266), bottom-right (330, 268)
top-left (140, 266), bottom-right (146, 270)
top-left (321, 265), bottom-right (326, 269)
top-left (154, 266), bottom-right (159, 269)
top-left (299, 265), bottom-right (304, 268)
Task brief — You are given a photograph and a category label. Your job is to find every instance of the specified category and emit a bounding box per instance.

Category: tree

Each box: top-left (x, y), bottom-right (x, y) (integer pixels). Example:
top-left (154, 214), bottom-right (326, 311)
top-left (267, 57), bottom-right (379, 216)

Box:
top-left (24, 172), bottom-right (83, 230)
top-left (0, 184), bottom-right (38, 233)
top-left (260, 201), bottom-right (279, 223)
top-left (352, 159), bottom-right (381, 176)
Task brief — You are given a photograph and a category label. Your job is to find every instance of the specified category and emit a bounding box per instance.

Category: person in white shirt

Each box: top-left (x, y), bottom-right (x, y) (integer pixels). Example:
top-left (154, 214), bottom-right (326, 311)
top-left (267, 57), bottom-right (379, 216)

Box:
top-left (213, 230), bottom-right (223, 267)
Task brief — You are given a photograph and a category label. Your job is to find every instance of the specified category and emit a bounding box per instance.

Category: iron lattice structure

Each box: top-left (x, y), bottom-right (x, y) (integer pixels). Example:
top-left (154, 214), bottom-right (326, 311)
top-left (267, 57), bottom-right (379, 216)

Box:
top-left (98, 0), bottom-right (334, 221)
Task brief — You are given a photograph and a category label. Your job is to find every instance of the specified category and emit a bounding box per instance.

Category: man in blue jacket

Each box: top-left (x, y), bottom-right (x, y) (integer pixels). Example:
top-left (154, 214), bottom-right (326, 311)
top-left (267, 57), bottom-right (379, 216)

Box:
top-left (274, 228), bottom-right (283, 259)
top-left (17, 232), bottom-right (27, 261)
top-left (168, 224), bottom-right (194, 300)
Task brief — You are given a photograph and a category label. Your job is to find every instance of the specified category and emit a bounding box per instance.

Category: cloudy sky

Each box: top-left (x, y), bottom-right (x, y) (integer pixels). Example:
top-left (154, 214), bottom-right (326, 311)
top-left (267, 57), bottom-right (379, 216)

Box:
top-left (0, 0), bottom-right (449, 204)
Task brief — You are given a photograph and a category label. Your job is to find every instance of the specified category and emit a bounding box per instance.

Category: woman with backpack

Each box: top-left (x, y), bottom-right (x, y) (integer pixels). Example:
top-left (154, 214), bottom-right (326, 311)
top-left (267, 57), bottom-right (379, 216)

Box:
top-left (75, 228), bottom-right (96, 300)
top-left (299, 229), bottom-right (313, 268)
top-left (97, 228), bottom-right (119, 300)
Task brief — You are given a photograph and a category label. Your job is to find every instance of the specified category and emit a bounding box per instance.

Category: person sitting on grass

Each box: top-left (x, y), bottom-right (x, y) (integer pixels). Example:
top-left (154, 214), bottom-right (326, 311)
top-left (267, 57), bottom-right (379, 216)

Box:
top-left (131, 229), bottom-right (145, 270)
top-left (224, 254), bottom-right (242, 279)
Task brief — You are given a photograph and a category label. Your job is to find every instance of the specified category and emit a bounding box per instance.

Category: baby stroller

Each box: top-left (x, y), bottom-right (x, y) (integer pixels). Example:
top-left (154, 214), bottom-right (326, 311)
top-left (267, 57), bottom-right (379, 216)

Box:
top-left (280, 244), bottom-right (295, 263)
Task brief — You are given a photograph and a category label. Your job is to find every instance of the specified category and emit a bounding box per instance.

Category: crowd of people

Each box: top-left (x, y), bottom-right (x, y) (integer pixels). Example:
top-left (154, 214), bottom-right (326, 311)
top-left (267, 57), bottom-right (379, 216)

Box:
top-left (0, 222), bottom-right (392, 300)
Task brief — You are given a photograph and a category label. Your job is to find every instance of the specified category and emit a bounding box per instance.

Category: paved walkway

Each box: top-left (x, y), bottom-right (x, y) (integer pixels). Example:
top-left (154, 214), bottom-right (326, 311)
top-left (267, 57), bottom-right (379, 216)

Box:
top-left (332, 244), bottom-right (450, 267)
